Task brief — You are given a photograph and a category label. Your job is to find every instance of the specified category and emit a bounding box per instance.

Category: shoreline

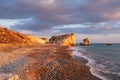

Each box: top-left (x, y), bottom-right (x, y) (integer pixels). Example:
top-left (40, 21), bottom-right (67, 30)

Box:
top-left (72, 47), bottom-right (107, 80)
top-left (74, 55), bottom-right (88, 64)
top-left (72, 47), bottom-right (102, 80)
top-left (74, 55), bottom-right (102, 80)
top-left (0, 44), bottom-right (101, 80)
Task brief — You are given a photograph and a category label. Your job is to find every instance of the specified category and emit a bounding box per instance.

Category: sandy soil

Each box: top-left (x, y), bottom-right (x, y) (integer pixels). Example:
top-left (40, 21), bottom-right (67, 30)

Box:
top-left (0, 44), bottom-right (101, 80)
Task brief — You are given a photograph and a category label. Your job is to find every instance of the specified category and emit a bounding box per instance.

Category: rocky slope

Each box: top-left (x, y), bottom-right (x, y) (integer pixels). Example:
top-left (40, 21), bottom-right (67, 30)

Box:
top-left (49, 33), bottom-right (76, 46)
top-left (27, 35), bottom-right (46, 44)
top-left (0, 27), bottom-right (46, 44)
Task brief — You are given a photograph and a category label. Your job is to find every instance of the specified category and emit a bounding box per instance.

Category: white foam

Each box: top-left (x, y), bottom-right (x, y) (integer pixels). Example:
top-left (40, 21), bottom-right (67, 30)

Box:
top-left (71, 47), bottom-right (109, 80)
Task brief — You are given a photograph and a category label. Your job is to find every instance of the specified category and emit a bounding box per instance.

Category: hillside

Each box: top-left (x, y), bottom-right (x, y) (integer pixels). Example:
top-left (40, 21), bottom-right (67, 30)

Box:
top-left (0, 27), bottom-right (46, 44)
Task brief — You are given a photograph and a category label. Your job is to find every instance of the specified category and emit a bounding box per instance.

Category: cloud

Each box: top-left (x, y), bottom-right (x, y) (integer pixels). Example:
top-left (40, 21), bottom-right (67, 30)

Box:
top-left (0, 0), bottom-right (120, 34)
top-left (54, 21), bottom-right (120, 34)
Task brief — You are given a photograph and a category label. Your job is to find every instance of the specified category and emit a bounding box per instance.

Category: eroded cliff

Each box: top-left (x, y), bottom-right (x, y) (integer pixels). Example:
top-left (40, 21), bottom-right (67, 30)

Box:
top-left (49, 33), bottom-right (76, 46)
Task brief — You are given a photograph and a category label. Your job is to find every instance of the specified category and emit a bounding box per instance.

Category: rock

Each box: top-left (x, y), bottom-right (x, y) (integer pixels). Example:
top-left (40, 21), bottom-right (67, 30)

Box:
top-left (49, 33), bottom-right (76, 46)
top-left (106, 43), bottom-right (112, 46)
top-left (80, 38), bottom-right (90, 46)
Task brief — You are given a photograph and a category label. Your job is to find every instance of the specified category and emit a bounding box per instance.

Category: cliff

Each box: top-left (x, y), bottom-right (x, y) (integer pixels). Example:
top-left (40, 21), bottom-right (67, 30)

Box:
top-left (49, 33), bottom-right (76, 46)
top-left (0, 27), bottom-right (46, 44)
top-left (80, 38), bottom-right (90, 46)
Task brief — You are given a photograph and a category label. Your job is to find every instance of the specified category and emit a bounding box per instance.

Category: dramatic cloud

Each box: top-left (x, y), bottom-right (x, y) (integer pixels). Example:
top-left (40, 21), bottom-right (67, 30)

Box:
top-left (54, 21), bottom-right (120, 34)
top-left (0, 0), bottom-right (120, 35)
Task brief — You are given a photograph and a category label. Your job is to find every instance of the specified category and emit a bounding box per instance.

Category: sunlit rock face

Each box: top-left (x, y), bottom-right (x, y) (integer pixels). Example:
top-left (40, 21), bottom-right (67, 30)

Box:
top-left (49, 33), bottom-right (76, 46)
top-left (80, 38), bottom-right (90, 46)
top-left (0, 27), bottom-right (46, 44)
top-left (41, 38), bottom-right (49, 43)
top-left (27, 35), bottom-right (46, 44)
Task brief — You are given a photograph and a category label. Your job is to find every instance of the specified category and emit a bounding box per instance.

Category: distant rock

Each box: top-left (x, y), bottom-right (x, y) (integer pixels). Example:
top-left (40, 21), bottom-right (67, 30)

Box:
top-left (106, 43), bottom-right (112, 46)
top-left (80, 38), bottom-right (90, 46)
top-left (49, 33), bottom-right (76, 46)
top-left (0, 27), bottom-right (46, 44)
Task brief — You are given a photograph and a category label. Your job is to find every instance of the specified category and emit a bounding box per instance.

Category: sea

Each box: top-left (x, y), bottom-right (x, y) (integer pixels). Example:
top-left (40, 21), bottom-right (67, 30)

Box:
top-left (74, 44), bottom-right (120, 80)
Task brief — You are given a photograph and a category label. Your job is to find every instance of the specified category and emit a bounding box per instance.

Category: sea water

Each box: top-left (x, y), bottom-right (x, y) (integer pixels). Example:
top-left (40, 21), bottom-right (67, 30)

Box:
top-left (74, 44), bottom-right (120, 80)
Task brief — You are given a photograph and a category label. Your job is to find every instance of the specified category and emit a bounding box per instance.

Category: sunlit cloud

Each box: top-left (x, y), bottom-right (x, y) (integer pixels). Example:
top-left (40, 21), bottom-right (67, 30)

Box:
top-left (53, 23), bottom-right (91, 29)
top-left (0, 0), bottom-right (120, 42)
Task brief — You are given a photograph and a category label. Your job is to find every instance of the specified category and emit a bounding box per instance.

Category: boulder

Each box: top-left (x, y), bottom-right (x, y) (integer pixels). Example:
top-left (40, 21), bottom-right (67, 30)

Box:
top-left (49, 33), bottom-right (76, 46)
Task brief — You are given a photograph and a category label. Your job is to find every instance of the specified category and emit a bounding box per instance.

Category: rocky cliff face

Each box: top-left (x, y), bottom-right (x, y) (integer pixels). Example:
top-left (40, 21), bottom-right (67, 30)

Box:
top-left (0, 27), bottom-right (46, 44)
top-left (49, 33), bottom-right (76, 46)
top-left (80, 38), bottom-right (90, 46)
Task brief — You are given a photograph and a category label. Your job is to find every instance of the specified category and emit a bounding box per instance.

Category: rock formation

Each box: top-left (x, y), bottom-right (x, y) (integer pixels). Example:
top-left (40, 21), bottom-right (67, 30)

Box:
top-left (80, 38), bottom-right (90, 46)
top-left (49, 33), bottom-right (76, 46)
top-left (0, 27), bottom-right (46, 44)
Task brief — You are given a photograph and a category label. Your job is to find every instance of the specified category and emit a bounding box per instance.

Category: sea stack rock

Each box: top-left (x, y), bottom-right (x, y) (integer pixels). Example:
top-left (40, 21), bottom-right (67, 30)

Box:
top-left (49, 33), bottom-right (76, 46)
top-left (80, 38), bottom-right (90, 46)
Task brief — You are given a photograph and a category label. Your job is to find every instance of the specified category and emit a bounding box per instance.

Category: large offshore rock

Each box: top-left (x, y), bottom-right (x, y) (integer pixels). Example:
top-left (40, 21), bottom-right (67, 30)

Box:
top-left (80, 38), bottom-right (90, 46)
top-left (49, 33), bottom-right (76, 46)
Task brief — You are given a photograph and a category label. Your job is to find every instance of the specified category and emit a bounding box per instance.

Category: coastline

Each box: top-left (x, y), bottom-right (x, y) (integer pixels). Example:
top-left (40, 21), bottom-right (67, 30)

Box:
top-left (74, 44), bottom-right (120, 80)
top-left (0, 44), bottom-right (101, 80)
top-left (72, 47), bottom-right (102, 80)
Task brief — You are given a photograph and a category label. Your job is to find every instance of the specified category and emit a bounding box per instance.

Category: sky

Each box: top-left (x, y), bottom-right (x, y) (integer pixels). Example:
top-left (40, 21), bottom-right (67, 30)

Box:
top-left (0, 0), bottom-right (120, 43)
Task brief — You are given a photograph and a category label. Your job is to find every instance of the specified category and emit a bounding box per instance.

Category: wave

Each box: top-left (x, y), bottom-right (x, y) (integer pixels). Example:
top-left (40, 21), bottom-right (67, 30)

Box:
top-left (72, 47), bottom-right (109, 80)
